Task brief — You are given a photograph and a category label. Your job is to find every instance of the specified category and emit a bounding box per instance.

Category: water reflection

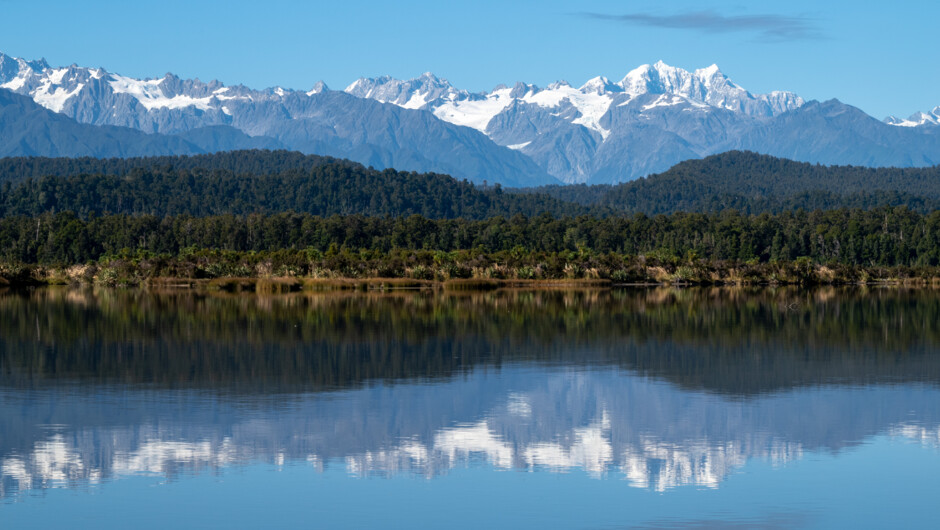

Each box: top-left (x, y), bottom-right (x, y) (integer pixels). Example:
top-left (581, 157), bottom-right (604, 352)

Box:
top-left (1, 287), bottom-right (939, 500)
top-left (3, 286), bottom-right (940, 393)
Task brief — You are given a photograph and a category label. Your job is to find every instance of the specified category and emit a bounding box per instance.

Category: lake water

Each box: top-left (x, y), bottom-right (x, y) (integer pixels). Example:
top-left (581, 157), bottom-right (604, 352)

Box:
top-left (1, 287), bottom-right (939, 528)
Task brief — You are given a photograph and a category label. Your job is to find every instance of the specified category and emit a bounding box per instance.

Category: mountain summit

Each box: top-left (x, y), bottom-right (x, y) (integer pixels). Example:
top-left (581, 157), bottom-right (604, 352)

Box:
top-left (885, 106), bottom-right (940, 128)
top-left (0, 51), bottom-right (555, 186)
top-left (2, 51), bottom-right (940, 185)
top-left (346, 61), bottom-right (804, 137)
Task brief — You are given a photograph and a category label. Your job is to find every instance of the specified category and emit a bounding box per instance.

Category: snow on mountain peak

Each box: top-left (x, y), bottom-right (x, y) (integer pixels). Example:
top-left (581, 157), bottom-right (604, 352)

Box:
top-left (0, 51), bottom-right (248, 116)
top-left (0, 50), bottom-right (806, 161)
top-left (343, 62), bottom-right (806, 142)
top-left (0, 52), bottom-right (47, 79)
top-left (619, 61), bottom-right (695, 96)
top-left (580, 76), bottom-right (619, 94)
top-left (885, 107), bottom-right (940, 127)
top-left (4, 49), bottom-right (939, 188)
top-left (619, 63), bottom-right (654, 93)
top-left (697, 64), bottom-right (722, 77)
top-left (344, 72), bottom-right (464, 109)
top-left (0, 50), bottom-right (806, 136)
top-left (307, 81), bottom-right (328, 95)
top-left (617, 61), bottom-right (803, 117)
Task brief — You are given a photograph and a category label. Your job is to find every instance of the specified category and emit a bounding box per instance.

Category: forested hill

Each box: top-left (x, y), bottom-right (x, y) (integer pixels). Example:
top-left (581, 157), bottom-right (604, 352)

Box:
top-left (521, 151), bottom-right (940, 214)
top-left (4, 150), bottom-right (940, 219)
top-left (0, 151), bottom-right (591, 220)
top-left (0, 150), bottom-right (357, 185)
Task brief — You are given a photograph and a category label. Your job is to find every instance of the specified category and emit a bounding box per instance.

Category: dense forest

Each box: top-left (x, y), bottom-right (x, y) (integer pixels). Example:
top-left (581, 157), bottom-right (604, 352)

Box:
top-left (1, 207), bottom-right (938, 279)
top-left (0, 156), bottom-right (590, 220)
top-left (520, 151), bottom-right (940, 214)
top-left (2, 150), bottom-right (940, 285)
top-left (0, 150), bottom-right (353, 185)
top-left (4, 150), bottom-right (940, 219)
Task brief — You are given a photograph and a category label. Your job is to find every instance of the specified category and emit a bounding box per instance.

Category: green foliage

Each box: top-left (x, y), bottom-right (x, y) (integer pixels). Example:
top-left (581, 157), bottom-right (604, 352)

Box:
top-left (0, 150), bottom-right (589, 220)
top-left (5, 150), bottom-right (940, 223)
top-left (519, 151), bottom-right (940, 214)
top-left (1, 207), bottom-right (938, 270)
top-left (1, 150), bottom-right (940, 278)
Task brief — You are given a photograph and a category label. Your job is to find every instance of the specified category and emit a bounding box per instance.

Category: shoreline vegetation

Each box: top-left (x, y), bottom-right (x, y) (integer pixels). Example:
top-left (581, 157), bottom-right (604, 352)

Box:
top-left (2, 206), bottom-right (940, 289)
top-left (3, 206), bottom-right (940, 289)
top-left (2, 256), bottom-right (939, 290)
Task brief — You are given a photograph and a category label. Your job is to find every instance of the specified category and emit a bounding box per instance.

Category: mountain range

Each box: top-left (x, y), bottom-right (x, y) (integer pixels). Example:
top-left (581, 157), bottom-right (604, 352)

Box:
top-left (885, 106), bottom-right (940, 128)
top-left (2, 51), bottom-right (939, 186)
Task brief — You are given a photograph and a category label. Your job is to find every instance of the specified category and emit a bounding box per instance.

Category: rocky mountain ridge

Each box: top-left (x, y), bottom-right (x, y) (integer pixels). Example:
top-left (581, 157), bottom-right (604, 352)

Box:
top-left (2, 51), bottom-right (939, 185)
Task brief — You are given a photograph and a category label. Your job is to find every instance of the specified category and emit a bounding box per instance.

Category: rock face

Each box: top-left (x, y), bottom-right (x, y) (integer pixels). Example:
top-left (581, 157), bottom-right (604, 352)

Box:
top-left (2, 51), bottom-right (940, 185)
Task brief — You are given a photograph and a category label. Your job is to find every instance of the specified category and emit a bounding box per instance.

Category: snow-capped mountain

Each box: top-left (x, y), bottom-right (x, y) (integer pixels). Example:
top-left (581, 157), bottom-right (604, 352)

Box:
top-left (344, 62), bottom-right (813, 182)
top-left (345, 63), bottom-right (940, 182)
top-left (345, 72), bottom-right (468, 110)
top-left (885, 106), bottom-right (940, 128)
top-left (0, 52), bottom-right (555, 186)
top-left (346, 61), bottom-right (804, 139)
top-left (0, 53), bottom-right (235, 129)
top-left (2, 51), bottom-right (940, 185)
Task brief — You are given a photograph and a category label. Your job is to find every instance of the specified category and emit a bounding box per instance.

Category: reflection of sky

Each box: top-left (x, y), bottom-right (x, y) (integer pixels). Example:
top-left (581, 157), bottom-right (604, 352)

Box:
top-left (3, 367), bottom-right (940, 500)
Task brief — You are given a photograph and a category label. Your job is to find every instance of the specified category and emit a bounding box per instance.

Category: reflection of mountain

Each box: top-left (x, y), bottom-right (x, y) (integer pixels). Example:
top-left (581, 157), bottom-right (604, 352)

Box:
top-left (890, 424), bottom-right (940, 448)
top-left (2, 287), bottom-right (940, 395)
top-left (2, 368), bottom-right (939, 498)
top-left (3, 287), bottom-right (940, 498)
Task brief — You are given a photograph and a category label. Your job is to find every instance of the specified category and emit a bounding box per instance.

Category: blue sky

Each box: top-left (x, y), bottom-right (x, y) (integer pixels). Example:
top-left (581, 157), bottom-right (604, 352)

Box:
top-left (1, 0), bottom-right (937, 119)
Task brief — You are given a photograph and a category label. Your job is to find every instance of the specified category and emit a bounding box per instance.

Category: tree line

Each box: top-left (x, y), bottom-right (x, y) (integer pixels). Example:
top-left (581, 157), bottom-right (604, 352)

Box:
top-left (4, 150), bottom-right (940, 218)
top-left (518, 151), bottom-right (940, 214)
top-left (2, 207), bottom-right (938, 268)
top-left (0, 150), bottom-right (353, 185)
top-left (0, 160), bottom-right (590, 220)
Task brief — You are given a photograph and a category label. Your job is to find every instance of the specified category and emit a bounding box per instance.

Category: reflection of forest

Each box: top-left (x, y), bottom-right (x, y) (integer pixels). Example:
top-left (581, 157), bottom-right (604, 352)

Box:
top-left (1, 286), bottom-right (940, 395)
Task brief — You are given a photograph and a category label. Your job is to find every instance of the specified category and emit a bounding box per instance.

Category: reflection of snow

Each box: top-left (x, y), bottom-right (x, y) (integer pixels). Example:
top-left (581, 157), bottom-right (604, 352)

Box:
top-left (523, 411), bottom-right (612, 477)
top-left (622, 439), bottom-right (743, 491)
top-left (306, 454), bottom-right (324, 472)
top-left (1, 435), bottom-right (97, 492)
top-left (3, 375), bottom-right (937, 498)
top-left (891, 424), bottom-right (940, 447)
top-left (112, 439), bottom-right (237, 475)
top-left (344, 421), bottom-right (518, 477)
top-left (621, 438), bottom-right (804, 491)
top-left (0, 409), bottom-right (810, 497)
top-left (345, 439), bottom-right (431, 476)
top-left (506, 393), bottom-right (532, 418)
top-left (434, 422), bottom-right (514, 469)
top-left (338, 407), bottom-right (806, 490)
top-left (1, 435), bottom-right (240, 496)
top-left (769, 441), bottom-right (804, 467)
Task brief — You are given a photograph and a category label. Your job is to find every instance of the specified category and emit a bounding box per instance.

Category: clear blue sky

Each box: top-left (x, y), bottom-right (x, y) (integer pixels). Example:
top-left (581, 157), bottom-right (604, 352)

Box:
top-left (1, 0), bottom-right (937, 119)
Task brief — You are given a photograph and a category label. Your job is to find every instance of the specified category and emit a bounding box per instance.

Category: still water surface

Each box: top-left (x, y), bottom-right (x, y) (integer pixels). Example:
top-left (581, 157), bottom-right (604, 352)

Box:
top-left (1, 287), bottom-right (938, 528)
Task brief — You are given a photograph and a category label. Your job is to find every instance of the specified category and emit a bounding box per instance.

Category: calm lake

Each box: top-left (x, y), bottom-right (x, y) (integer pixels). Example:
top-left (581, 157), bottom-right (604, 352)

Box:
top-left (1, 287), bottom-right (939, 528)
